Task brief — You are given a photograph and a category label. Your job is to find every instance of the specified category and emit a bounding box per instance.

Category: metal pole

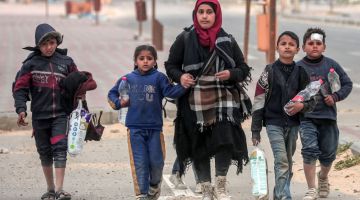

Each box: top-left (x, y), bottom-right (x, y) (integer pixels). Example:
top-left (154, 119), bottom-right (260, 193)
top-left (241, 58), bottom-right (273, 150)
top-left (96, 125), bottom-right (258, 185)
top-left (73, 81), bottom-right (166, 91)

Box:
top-left (243, 0), bottom-right (251, 63)
top-left (268, 0), bottom-right (276, 63)
top-left (152, 0), bottom-right (155, 44)
top-left (45, 0), bottom-right (49, 18)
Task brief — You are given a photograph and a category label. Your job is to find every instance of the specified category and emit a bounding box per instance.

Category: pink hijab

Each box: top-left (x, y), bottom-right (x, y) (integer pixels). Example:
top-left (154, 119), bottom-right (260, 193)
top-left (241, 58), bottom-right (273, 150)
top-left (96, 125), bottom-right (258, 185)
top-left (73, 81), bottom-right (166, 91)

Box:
top-left (193, 0), bottom-right (222, 50)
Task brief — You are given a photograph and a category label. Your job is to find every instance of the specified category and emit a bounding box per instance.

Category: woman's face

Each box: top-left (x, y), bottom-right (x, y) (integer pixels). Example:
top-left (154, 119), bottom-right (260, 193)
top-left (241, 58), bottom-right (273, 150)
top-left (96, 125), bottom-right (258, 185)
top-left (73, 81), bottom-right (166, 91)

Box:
top-left (196, 4), bottom-right (216, 29)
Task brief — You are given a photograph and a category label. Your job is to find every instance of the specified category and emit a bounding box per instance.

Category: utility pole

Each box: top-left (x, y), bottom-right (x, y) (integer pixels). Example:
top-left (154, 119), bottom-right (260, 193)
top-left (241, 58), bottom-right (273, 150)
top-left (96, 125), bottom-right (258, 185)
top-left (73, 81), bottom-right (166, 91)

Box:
top-left (268, 0), bottom-right (276, 63)
top-left (152, 0), bottom-right (155, 41)
top-left (243, 0), bottom-right (251, 63)
top-left (45, 0), bottom-right (49, 18)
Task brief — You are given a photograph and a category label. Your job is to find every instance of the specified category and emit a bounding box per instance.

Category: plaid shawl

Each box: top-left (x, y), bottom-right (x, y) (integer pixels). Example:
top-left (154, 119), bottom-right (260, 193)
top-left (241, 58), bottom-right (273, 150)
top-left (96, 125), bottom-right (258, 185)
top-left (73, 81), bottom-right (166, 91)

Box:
top-left (189, 37), bottom-right (243, 129)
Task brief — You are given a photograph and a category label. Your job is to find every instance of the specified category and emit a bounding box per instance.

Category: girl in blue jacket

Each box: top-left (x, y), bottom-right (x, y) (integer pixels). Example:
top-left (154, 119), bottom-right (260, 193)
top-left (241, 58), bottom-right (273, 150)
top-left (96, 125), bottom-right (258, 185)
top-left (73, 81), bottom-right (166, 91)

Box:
top-left (108, 45), bottom-right (185, 200)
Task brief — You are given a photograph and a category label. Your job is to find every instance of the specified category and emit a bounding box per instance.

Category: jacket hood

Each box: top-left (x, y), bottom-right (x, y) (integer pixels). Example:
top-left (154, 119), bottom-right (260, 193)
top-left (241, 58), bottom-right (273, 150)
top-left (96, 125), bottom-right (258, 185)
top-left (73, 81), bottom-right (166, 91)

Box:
top-left (35, 23), bottom-right (63, 47)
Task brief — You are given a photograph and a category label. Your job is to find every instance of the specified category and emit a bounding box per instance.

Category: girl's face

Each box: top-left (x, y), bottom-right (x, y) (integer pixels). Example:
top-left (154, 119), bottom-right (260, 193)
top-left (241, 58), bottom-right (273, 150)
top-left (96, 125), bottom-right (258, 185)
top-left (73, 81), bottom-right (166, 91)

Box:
top-left (196, 4), bottom-right (216, 29)
top-left (135, 50), bottom-right (156, 74)
top-left (276, 35), bottom-right (299, 61)
top-left (39, 38), bottom-right (57, 57)
top-left (302, 39), bottom-right (326, 59)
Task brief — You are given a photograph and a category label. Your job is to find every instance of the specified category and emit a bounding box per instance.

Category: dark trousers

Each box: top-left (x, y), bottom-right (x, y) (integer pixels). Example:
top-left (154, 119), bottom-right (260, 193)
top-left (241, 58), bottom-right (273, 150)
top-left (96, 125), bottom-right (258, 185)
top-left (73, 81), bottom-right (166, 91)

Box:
top-left (193, 148), bottom-right (232, 183)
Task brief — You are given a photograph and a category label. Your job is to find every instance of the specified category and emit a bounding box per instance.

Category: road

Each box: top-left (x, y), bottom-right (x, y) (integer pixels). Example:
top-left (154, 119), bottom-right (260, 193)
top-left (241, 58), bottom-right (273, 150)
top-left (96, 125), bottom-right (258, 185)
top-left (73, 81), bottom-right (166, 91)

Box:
top-left (0, 1), bottom-right (359, 199)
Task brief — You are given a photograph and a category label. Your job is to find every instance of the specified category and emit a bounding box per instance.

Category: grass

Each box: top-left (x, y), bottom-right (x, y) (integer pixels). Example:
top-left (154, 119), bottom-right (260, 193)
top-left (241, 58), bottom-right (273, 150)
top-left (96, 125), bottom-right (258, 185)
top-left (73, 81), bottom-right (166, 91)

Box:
top-left (334, 142), bottom-right (360, 170)
top-left (336, 142), bottom-right (353, 155)
top-left (334, 155), bottom-right (360, 170)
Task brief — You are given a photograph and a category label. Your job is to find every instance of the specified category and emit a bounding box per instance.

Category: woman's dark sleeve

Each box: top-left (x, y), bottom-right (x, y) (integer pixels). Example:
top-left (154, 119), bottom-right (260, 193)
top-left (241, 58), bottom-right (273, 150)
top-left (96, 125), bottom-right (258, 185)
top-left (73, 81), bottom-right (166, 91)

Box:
top-left (164, 33), bottom-right (186, 83)
top-left (228, 37), bottom-right (251, 82)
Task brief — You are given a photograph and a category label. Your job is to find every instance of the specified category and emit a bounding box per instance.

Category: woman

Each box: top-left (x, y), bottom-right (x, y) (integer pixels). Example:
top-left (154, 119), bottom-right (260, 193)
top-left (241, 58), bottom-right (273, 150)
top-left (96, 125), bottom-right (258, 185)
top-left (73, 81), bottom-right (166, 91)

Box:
top-left (165, 0), bottom-right (251, 199)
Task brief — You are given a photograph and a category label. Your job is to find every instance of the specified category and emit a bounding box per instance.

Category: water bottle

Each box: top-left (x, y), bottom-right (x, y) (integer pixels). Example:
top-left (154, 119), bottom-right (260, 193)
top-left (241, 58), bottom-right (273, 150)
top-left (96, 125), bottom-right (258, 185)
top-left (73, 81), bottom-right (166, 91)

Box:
top-left (328, 67), bottom-right (341, 93)
top-left (118, 76), bottom-right (129, 125)
top-left (284, 79), bottom-right (323, 115)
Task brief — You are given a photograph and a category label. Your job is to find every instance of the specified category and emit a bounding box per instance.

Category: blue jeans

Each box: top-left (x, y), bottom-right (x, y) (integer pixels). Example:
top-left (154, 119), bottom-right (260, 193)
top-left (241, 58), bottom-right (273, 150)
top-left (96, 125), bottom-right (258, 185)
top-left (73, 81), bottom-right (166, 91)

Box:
top-left (299, 118), bottom-right (339, 167)
top-left (128, 129), bottom-right (165, 196)
top-left (266, 125), bottom-right (298, 200)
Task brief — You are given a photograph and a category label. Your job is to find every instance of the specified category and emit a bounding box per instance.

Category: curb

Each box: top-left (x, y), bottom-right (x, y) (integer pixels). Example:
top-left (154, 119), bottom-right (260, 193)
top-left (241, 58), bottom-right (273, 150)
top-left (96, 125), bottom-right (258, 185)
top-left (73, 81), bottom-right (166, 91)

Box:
top-left (281, 13), bottom-right (360, 27)
top-left (0, 104), bottom-right (178, 131)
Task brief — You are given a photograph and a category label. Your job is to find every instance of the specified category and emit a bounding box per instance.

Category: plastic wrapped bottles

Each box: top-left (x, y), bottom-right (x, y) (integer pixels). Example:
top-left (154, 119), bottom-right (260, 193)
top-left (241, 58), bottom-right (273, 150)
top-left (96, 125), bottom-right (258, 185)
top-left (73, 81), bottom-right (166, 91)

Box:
top-left (284, 79), bottom-right (323, 115)
top-left (118, 76), bottom-right (130, 125)
top-left (328, 67), bottom-right (341, 93)
top-left (250, 147), bottom-right (269, 199)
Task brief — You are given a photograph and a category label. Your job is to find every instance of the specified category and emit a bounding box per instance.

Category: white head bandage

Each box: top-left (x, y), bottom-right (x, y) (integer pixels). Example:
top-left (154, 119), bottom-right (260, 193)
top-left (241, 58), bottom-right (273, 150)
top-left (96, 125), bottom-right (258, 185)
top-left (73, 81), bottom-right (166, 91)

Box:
top-left (310, 33), bottom-right (323, 41)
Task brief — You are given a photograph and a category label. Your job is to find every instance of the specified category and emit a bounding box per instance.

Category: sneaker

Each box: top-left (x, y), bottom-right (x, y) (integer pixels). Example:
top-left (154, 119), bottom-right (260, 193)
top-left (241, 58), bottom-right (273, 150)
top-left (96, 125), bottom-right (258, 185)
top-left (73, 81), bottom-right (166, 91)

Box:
top-left (303, 188), bottom-right (317, 200)
top-left (317, 171), bottom-right (330, 198)
top-left (195, 183), bottom-right (202, 194)
top-left (214, 176), bottom-right (230, 200)
top-left (148, 184), bottom-right (161, 200)
top-left (201, 182), bottom-right (214, 200)
top-left (136, 194), bottom-right (149, 200)
top-left (169, 172), bottom-right (187, 189)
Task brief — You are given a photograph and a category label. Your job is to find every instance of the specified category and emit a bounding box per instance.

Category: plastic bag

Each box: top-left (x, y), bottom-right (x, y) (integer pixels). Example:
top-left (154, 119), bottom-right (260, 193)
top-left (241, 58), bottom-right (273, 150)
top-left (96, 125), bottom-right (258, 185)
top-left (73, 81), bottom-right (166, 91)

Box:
top-left (250, 147), bottom-right (269, 200)
top-left (67, 100), bottom-right (92, 156)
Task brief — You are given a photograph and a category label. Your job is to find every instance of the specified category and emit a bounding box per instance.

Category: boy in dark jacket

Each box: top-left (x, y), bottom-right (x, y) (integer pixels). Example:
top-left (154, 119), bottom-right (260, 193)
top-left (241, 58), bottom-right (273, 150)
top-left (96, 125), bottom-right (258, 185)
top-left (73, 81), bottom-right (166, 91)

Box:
top-left (13, 23), bottom-right (77, 200)
top-left (298, 28), bottom-right (353, 200)
top-left (251, 31), bottom-right (315, 200)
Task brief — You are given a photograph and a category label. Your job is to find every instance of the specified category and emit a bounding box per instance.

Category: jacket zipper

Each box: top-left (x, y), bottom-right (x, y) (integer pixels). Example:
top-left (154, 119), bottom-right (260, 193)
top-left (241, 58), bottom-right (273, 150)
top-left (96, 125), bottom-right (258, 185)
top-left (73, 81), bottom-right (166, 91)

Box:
top-left (49, 62), bottom-right (56, 118)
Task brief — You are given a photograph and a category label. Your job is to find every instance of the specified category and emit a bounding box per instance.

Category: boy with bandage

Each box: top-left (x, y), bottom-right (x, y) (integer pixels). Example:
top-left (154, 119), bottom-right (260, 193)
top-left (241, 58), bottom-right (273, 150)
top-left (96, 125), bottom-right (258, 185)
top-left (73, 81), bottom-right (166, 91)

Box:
top-left (297, 28), bottom-right (352, 200)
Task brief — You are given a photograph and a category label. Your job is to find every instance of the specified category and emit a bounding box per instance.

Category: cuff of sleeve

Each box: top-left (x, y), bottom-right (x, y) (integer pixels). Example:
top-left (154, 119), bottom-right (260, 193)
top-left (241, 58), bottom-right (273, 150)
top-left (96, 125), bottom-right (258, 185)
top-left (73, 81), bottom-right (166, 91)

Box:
top-left (252, 131), bottom-right (260, 139)
top-left (332, 93), bottom-right (339, 102)
top-left (16, 107), bottom-right (26, 115)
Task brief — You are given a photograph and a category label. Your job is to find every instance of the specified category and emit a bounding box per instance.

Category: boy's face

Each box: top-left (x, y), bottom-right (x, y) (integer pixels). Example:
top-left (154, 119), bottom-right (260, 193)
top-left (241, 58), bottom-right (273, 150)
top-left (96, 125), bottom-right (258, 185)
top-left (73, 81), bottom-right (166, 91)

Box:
top-left (39, 38), bottom-right (58, 57)
top-left (302, 37), bottom-right (326, 60)
top-left (276, 35), bottom-right (299, 61)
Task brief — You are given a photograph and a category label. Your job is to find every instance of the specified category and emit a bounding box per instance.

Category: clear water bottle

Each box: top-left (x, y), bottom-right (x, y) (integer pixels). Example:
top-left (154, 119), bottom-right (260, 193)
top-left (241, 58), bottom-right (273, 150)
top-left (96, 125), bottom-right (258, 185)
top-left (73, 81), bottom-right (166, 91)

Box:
top-left (118, 76), bottom-right (129, 125)
top-left (284, 79), bottom-right (323, 115)
top-left (328, 67), bottom-right (341, 93)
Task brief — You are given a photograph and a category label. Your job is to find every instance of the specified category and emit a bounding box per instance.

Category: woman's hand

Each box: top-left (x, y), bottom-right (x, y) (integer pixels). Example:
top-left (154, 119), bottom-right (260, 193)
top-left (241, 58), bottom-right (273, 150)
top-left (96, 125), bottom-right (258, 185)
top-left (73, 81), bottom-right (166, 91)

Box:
top-left (180, 73), bottom-right (195, 88)
top-left (215, 70), bottom-right (230, 81)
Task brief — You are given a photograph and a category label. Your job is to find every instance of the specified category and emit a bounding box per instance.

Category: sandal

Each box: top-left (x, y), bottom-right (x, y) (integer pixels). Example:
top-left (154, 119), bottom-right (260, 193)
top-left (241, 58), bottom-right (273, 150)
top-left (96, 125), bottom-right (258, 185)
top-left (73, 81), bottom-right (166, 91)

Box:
top-left (55, 190), bottom-right (71, 200)
top-left (41, 190), bottom-right (55, 200)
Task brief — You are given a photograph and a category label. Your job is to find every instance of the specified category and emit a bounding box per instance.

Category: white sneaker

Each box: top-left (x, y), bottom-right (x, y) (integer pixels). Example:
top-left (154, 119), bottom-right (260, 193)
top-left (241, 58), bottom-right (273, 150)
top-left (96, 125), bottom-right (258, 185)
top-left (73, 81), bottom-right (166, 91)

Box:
top-left (201, 182), bottom-right (214, 200)
top-left (214, 176), bottom-right (230, 200)
top-left (303, 188), bottom-right (317, 200)
top-left (148, 183), bottom-right (161, 200)
top-left (169, 172), bottom-right (187, 189)
top-left (195, 183), bottom-right (202, 194)
top-left (318, 171), bottom-right (330, 198)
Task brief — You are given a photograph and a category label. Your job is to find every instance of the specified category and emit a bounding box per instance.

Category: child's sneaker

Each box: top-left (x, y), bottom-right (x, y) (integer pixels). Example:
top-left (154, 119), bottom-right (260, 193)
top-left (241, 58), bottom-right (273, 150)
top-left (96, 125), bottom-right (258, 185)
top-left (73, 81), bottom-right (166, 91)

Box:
top-left (136, 194), bottom-right (149, 200)
top-left (303, 188), bottom-right (317, 200)
top-left (195, 183), bottom-right (202, 194)
top-left (169, 172), bottom-right (187, 189)
top-left (148, 183), bottom-right (161, 200)
top-left (317, 171), bottom-right (330, 198)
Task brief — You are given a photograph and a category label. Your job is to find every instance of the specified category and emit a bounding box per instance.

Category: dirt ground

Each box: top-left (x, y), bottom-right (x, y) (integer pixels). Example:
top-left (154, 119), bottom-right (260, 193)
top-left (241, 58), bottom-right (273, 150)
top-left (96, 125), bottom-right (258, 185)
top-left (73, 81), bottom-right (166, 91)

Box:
top-left (1, 121), bottom-right (359, 199)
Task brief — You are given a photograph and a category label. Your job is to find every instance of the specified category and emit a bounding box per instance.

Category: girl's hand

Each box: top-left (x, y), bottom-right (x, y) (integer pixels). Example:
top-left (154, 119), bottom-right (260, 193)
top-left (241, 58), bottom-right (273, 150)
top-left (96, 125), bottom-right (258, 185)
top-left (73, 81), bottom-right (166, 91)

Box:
top-left (120, 99), bottom-right (130, 108)
top-left (324, 95), bottom-right (335, 106)
top-left (180, 73), bottom-right (195, 88)
top-left (285, 102), bottom-right (304, 116)
top-left (215, 70), bottom-right (230, 81)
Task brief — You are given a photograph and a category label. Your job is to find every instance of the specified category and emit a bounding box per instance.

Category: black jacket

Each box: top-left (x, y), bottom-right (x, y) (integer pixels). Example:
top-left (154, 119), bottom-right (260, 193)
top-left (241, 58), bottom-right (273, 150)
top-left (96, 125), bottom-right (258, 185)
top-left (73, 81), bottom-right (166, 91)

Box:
top-left (13, 24), bottom-right (77, 119)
